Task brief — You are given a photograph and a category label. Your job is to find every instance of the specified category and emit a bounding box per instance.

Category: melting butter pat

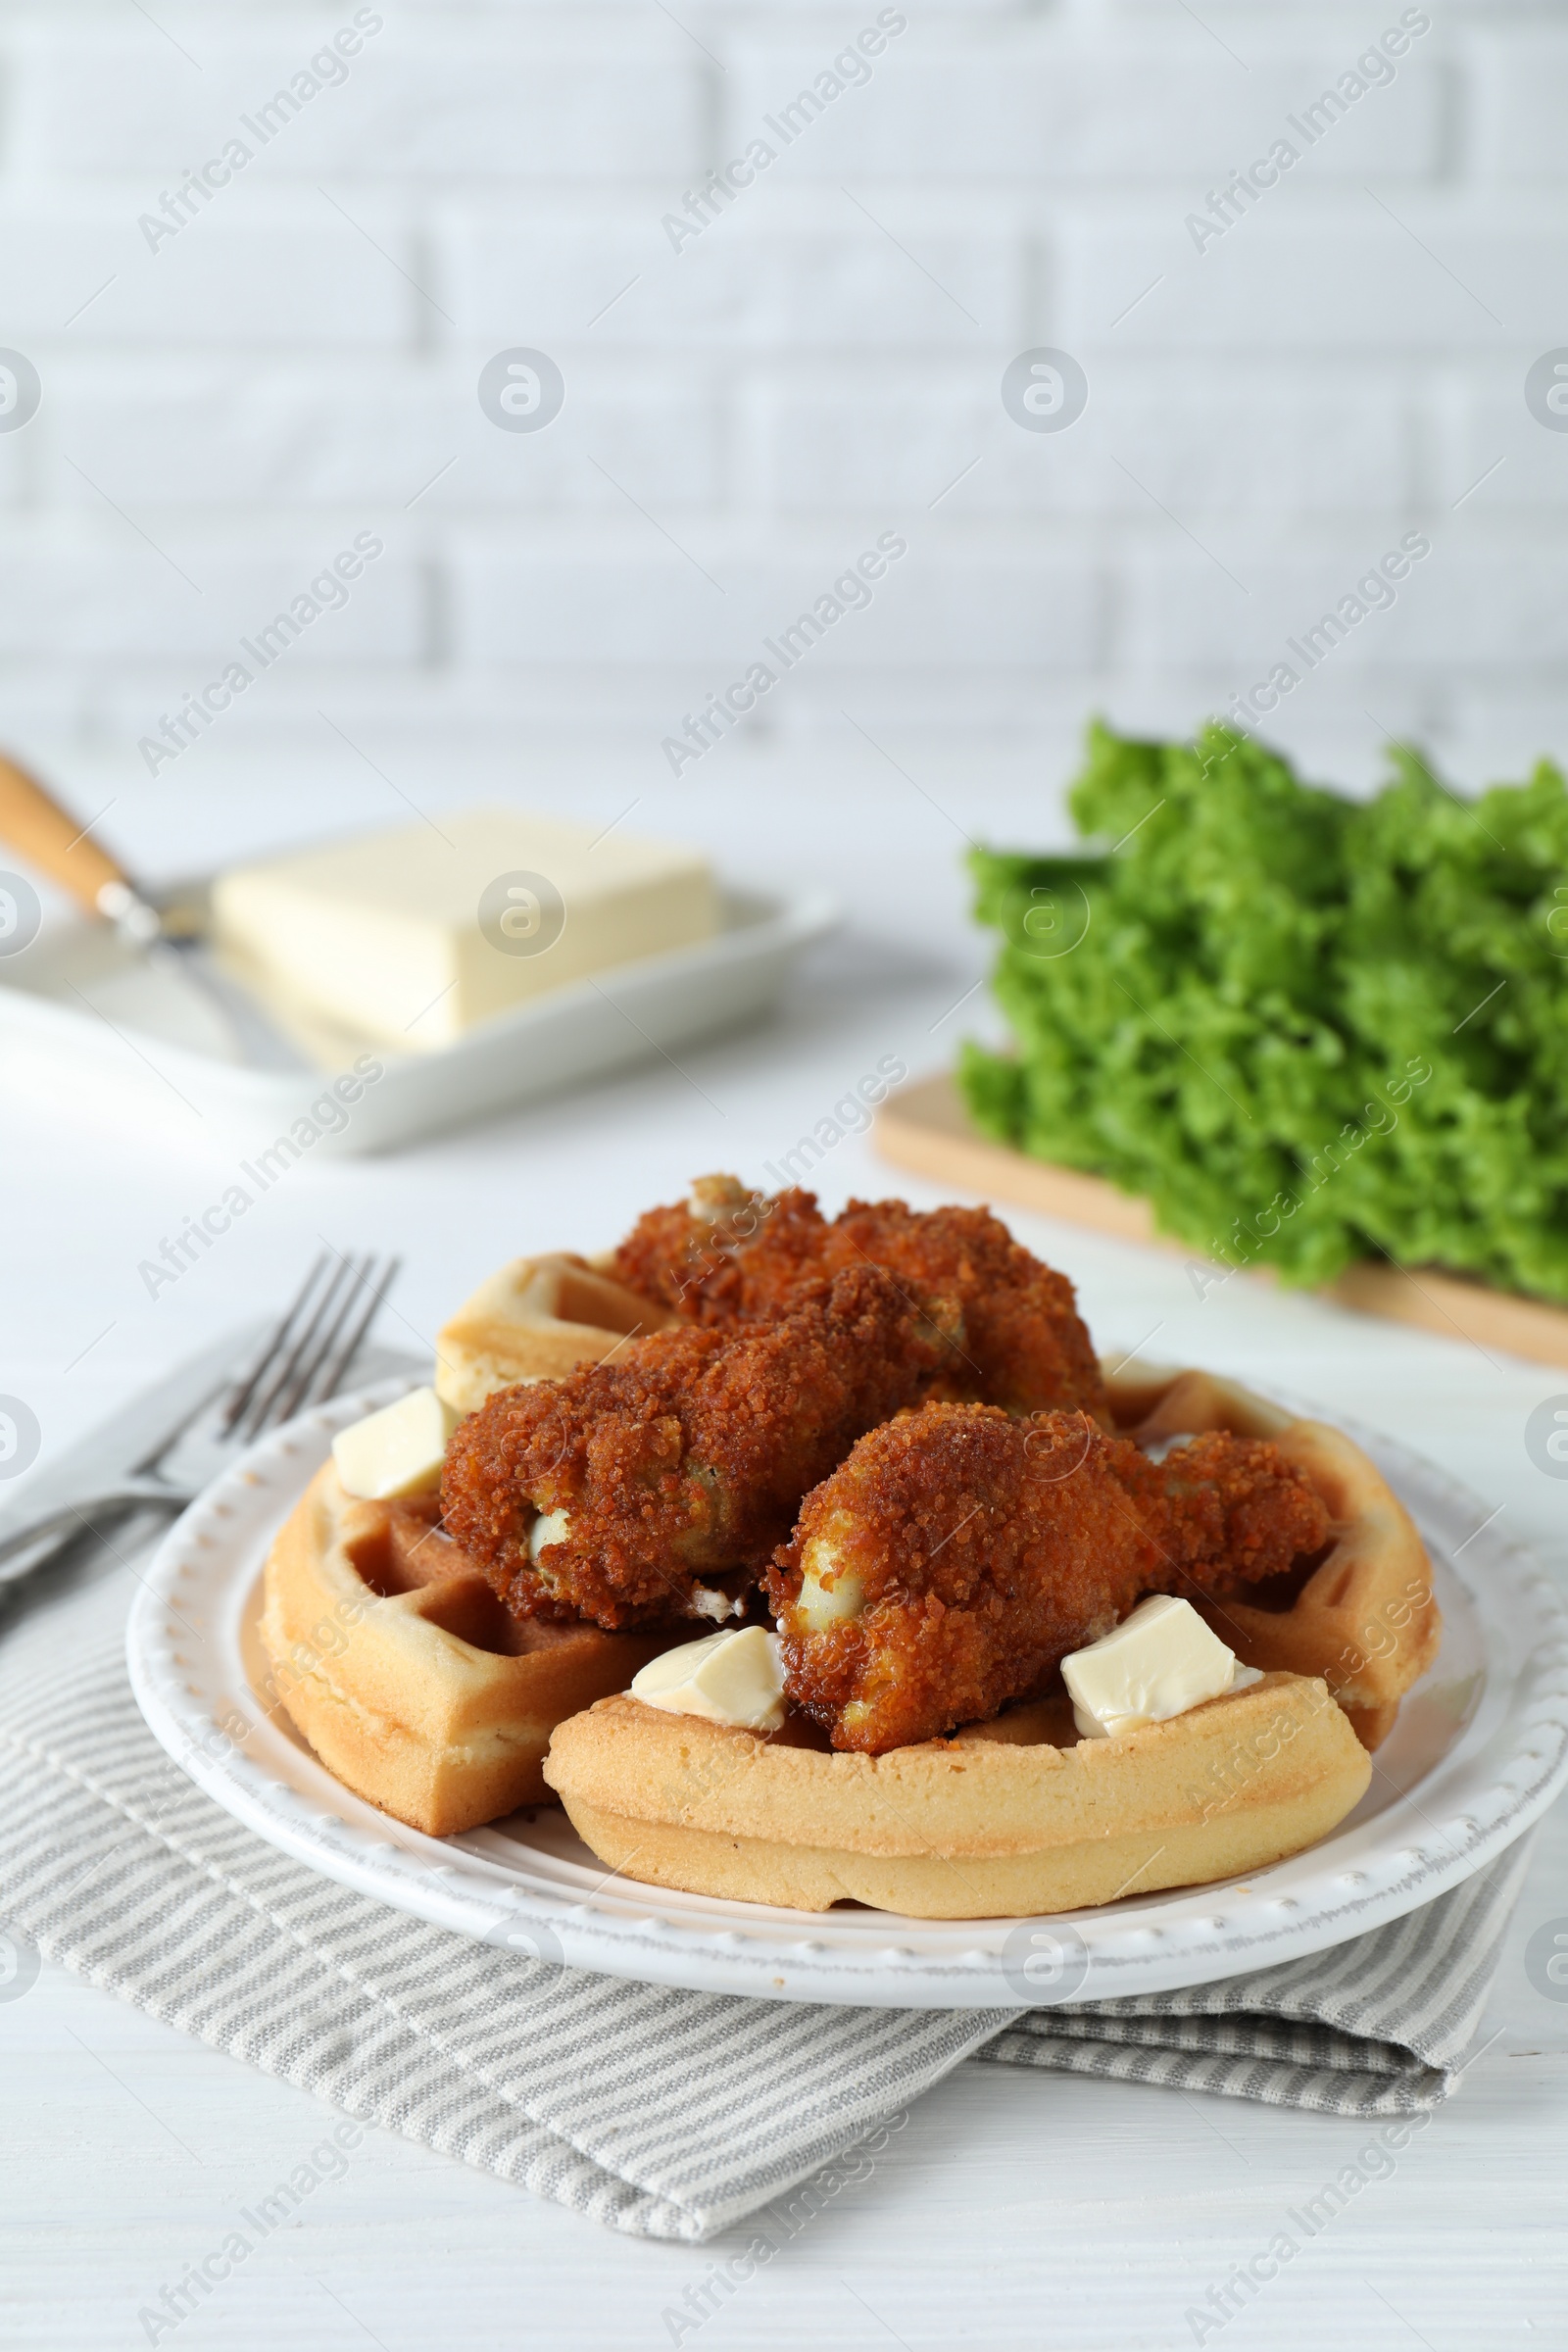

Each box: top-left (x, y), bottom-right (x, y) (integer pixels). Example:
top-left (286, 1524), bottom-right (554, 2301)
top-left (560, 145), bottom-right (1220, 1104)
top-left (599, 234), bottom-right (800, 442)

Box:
top-left (1062, 1594), bottom-right (1261, 1740)
top-left (795, 1529), bottom-right (862, 1630)
top-left (332, 1386), bottom-right (461, 1501)
top-left (212, 808), bottom-right (718, 1053)
top-left (529, 1507), bottom-right (570, 1560)
top-left (630, 1627), bottom-right (787, 1734)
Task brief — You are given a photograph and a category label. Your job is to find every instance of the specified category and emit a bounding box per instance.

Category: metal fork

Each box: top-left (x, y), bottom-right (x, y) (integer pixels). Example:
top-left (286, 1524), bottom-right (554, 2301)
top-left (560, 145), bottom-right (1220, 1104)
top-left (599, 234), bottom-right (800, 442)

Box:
top-left (0, 1250), bottom-right (403, 1586)
top-left (214, 1250), bottom-right (403, 1447)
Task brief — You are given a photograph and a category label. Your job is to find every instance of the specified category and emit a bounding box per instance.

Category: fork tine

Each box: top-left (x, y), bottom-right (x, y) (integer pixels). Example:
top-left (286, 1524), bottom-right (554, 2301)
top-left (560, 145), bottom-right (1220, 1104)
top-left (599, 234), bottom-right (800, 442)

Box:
top-left (305, 1254), bottom-right (402, 1411)
top-left (219, 1252), bottom-right (333, 1436)
top-left (234, 1253), bottom-right (356, 1441)
top-left (251, 1250), bottom-right (402, 1436)
top-left (264, 1250), bottom-right (367, 1428)
top-left (269, 1250), bottom-right (383, 1428)
top-left (258, 1252), bottom-right (363, 1432)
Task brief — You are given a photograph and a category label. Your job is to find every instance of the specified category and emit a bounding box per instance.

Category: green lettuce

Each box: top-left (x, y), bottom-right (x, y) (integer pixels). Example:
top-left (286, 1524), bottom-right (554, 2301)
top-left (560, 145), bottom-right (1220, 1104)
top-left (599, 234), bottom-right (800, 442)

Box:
top-left (961, 721), bottom-right (1568, 1300)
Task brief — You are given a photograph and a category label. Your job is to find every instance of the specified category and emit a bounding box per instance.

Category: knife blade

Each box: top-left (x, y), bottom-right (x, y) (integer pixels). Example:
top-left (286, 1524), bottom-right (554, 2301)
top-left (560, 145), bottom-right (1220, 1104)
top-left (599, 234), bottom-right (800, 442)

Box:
top-left (0, 1324), bottom-right (265, 1582)
top-left (0, 751), bottom-right (310, 1070)
top-left (0, 1326), bottom-right (424, 1587)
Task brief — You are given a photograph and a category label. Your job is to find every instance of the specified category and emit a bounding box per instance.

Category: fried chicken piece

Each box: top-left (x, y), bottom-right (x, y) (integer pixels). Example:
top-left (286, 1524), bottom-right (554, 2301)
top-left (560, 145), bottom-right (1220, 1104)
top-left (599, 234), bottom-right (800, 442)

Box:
top-left (766, 1403), bottom-right (1332, 1752)
top-left (612, 1176), bottom-right (1106, 1420)
top-left (441, 1266), bottom-right (955, 1633)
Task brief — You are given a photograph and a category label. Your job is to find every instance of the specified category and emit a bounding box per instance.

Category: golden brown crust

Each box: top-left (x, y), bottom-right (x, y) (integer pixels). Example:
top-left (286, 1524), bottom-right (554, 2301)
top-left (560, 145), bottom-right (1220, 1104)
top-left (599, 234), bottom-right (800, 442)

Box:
top-left (1102, 1363), bottom-right (1440, 1749)
top-left (440, 1265), bottom-right (951, 1630)
top-left (543, 1360), bottom-right (1432, 1916)
top-left (767, 1401), bottom-right (1332, 1753)
top-left (1200, 1422), bottom-right (1440, 1749)
top-left (279, 1199), bottom-right (1433, 1939)
top-left (543, 1675), bottom-right (1372, 1917)
top-left (259, 1462), bottom-right (673, 1835)
top-left (834, 1195), bottom-right (1107, 1420)
top-left (611, 1182), bottom-right (1107, 1419)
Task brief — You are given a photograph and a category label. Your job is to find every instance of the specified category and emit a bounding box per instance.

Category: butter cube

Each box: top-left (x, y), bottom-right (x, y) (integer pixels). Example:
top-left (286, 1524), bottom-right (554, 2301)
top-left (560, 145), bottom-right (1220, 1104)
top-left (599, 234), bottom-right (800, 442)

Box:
top-left (1061, 1594), bottom-right (1261, 1740)
top-left (630, 1627), bottom-right (787, 1734)
top-left (212, 808), bottom-right (719, 1053)
top-left (332, 1386), bottom-right (461, 1501)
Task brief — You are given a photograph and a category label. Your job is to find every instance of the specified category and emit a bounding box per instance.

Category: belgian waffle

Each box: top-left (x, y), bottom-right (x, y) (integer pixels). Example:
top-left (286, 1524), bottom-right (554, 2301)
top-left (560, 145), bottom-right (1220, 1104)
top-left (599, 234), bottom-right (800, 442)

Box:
top-left (1102, 1362), bottom-right (1440, 1751)
top-left (544, 1672), bottom-right (1371, 1919)
top-left (262, 1250), bottom-right (680, 1834)
top-left (434, 1251), bottom-right (674, 1415)
top-left (260, 1462), bottom-right (672, 1836)
top-left (542, 1367), bottom-right (1433, 1917)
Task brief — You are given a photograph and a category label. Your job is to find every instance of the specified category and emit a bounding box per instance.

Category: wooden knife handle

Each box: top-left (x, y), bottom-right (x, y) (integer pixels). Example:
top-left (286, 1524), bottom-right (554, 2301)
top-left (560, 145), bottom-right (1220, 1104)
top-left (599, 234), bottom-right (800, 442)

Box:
top-left (0, 752), bottom-right (128, 914)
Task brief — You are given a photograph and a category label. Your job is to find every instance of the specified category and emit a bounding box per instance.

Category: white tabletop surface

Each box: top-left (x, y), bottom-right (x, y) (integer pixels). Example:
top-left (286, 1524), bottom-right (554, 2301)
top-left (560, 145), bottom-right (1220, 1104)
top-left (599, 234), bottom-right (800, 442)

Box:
top-left (5, 750), bottom-right (1567, 2350)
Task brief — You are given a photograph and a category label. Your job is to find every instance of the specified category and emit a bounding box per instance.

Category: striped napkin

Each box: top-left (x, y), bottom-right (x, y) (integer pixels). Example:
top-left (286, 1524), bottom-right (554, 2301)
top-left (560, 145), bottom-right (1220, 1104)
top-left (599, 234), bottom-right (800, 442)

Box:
top-left (0, 1532), bottom-right (1531, 2244)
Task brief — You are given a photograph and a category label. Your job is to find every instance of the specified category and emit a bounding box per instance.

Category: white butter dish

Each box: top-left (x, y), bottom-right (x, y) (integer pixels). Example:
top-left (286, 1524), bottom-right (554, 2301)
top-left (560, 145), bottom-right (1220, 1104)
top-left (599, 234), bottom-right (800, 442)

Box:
top-left (0, 882), bottom-right (834, 1156)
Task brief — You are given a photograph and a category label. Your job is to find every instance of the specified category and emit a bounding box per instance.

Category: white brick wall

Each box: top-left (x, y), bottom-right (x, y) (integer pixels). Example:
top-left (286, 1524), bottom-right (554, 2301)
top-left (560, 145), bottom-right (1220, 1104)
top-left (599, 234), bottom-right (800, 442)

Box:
top-left (1, 3), bottom-right (1565, 790)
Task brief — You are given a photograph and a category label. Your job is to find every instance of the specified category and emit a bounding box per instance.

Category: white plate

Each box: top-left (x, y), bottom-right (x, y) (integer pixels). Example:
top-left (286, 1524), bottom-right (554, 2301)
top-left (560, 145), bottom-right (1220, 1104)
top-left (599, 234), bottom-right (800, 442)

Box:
top-left (126, 1379), bottom-right (1568, 2010)
top-left (0, 884), bottom-right (834, 1155)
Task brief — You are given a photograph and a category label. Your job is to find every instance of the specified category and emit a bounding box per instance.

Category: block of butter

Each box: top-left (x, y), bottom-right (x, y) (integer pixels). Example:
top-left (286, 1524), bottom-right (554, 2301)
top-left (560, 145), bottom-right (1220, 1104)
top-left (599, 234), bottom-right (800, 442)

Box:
top-left (212, 808), bottom-right (719, 1053)
top-left (630, 1627), bottom-right (787, 1734)
top-left (332, 1385), bottom-right (461, 1501)
top-left (1061, 1594), bottom-right (1262, 1740)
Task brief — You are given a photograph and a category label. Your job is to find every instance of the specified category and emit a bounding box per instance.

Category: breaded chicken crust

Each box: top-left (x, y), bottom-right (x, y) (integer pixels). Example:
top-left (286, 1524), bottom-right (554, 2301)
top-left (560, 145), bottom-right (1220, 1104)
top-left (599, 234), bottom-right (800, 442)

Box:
top-left (767, 1402), bottom-right (1332, 1752)
top-left (441, 1266), bottom-right (952, 1632)
top-left (612, 1177), bottom-right (1105, 1419)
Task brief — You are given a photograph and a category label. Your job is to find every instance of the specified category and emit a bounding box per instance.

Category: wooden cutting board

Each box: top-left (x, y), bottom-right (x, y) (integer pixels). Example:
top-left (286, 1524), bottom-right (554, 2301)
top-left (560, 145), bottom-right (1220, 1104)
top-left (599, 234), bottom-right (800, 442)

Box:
top-left (874, 1071), bottom-right (1568, 1373)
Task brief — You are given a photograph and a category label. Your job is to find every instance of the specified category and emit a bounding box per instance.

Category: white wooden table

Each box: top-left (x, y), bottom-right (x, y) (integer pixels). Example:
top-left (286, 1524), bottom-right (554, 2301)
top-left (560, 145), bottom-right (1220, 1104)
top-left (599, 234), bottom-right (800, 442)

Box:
top-left (5, 751), bottom-right (1565, 2349)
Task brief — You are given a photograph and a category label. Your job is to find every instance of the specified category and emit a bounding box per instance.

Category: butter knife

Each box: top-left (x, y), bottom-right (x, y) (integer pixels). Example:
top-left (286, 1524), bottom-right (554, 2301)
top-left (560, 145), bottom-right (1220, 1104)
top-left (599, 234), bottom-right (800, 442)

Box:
top-left (0, 750), bottom-right (308, 1070)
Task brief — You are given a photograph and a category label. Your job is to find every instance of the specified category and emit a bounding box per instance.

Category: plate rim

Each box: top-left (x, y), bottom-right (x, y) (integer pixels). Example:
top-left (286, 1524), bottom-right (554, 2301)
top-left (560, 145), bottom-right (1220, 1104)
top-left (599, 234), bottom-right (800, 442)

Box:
top-left (125, 1379), bottom-right (1568, 2010)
